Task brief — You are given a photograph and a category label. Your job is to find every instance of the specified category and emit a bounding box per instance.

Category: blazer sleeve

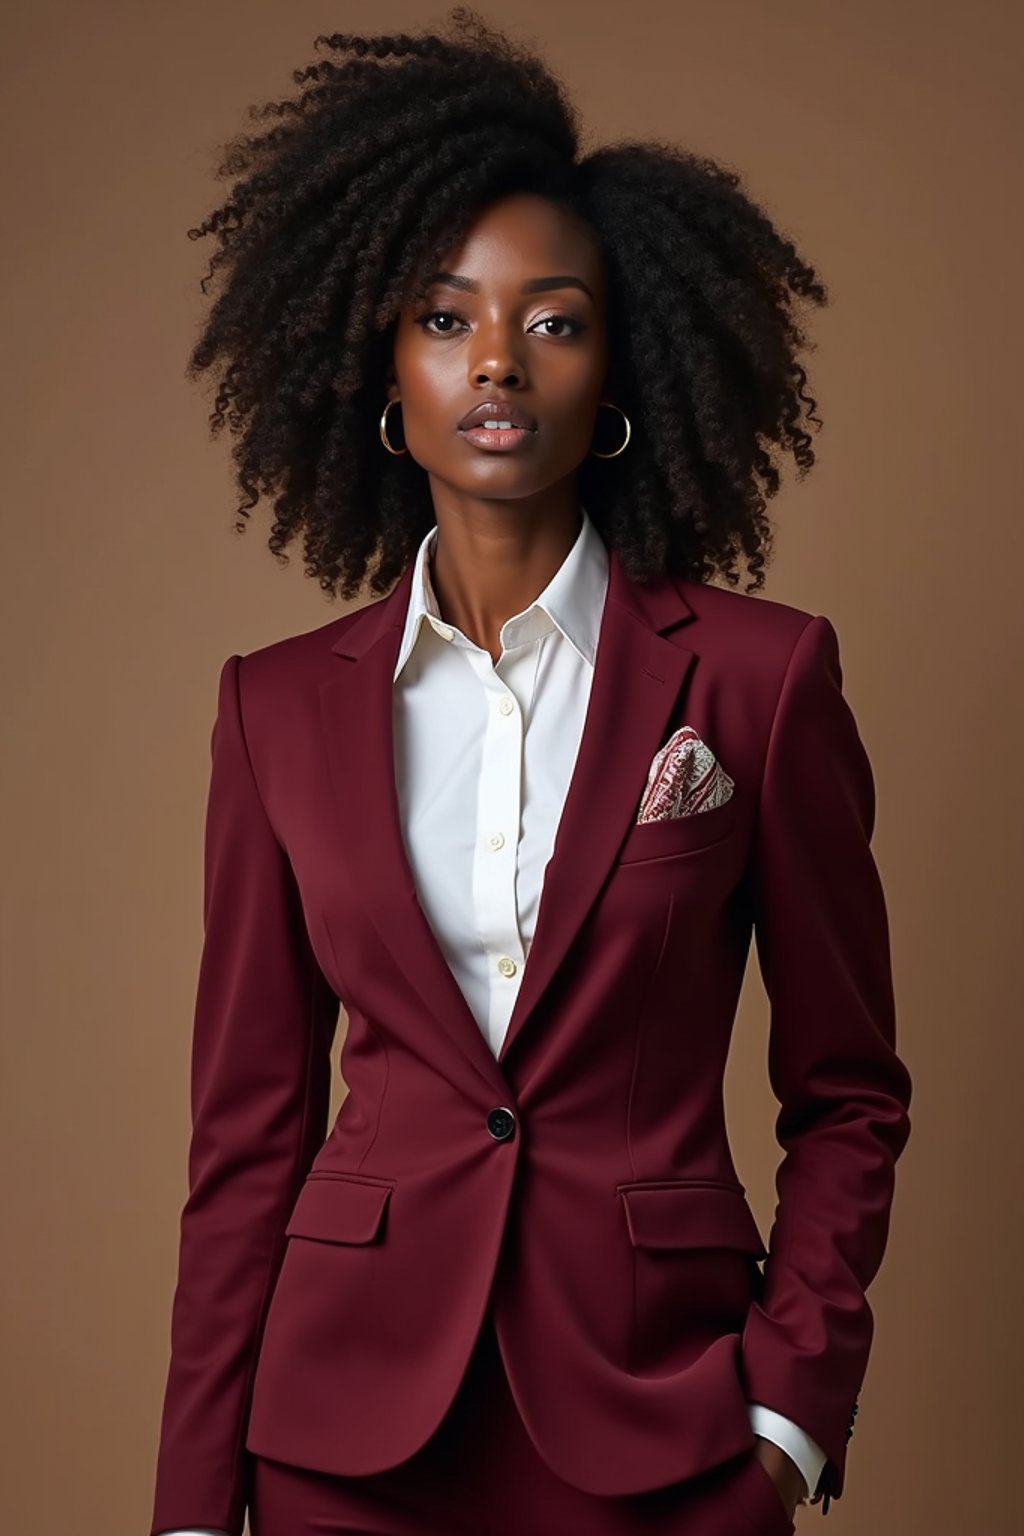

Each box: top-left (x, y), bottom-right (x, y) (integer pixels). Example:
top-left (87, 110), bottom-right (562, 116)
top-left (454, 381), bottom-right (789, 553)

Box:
top-left (739, 614), bottom-right (913, 1511)
top-left (150, 654), bottom-right (341, 1536)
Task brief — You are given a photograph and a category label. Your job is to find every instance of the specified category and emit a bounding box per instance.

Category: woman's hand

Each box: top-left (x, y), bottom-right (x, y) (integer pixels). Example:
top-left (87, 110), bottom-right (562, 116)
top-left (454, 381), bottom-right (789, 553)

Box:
top-left (752, 1435), bottom-right (808, 1520)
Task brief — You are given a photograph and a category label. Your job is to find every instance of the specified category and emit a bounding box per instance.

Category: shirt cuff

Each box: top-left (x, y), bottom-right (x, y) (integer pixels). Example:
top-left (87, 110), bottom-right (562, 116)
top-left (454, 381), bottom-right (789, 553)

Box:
top-left (749, 1402), bottom-right (828, 1497)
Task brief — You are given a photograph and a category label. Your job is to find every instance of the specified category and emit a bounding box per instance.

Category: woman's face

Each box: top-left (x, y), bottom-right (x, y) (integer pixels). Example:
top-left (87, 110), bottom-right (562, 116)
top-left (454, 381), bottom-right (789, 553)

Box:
top-left (387, 192), bottom-right (609, 507)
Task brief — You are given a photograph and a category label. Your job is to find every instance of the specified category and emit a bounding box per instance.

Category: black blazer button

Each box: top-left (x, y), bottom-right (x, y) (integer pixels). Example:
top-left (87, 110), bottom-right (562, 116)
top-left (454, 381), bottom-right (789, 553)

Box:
top-left (487, 1106), bottom-right (517, 1141)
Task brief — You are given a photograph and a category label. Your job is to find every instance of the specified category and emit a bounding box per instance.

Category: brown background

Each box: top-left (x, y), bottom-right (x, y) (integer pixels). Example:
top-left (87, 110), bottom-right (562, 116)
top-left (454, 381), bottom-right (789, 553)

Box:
top-left (2, 2), bottom-right (1021, 1531)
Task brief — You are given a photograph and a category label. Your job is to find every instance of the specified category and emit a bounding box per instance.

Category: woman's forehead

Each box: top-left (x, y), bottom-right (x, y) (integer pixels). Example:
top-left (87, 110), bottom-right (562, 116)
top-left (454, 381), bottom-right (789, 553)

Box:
top-left (430, 195), bottom-right (606, 290)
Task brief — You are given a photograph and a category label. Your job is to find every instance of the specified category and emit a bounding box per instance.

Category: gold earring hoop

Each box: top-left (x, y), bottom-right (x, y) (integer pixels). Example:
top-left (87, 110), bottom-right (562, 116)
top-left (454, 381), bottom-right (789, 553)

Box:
top-left (589, 401), bottom-right (631, 459)
top-left (379, 399), bottom-right (407, 456)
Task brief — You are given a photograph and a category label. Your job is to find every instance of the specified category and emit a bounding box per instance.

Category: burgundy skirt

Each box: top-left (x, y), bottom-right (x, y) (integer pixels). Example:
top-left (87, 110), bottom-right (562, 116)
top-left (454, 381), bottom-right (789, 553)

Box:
top-left (248, 1303), bottom-right (796, 1536)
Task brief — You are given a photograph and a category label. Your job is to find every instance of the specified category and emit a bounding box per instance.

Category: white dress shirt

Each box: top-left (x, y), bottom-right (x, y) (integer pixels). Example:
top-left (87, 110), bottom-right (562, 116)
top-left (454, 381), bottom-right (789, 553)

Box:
top-left (164, 506), bottom-right (824, 1534)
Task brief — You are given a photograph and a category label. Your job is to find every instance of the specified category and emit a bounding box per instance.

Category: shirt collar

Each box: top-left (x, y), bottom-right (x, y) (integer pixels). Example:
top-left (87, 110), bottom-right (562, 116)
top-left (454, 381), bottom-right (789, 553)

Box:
top-left (393, 505), bottom-right (610, 682)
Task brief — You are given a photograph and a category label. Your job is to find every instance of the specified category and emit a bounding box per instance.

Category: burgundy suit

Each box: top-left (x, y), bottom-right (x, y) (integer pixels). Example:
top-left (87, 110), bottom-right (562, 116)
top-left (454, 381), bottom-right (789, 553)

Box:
top-left (150, 541), bottom-right (912, 1534)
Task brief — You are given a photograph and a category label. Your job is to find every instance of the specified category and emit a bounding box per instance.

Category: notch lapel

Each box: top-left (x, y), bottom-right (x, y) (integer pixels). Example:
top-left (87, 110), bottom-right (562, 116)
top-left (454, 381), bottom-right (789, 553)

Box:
top-left (497, 548), bottom-right (695, 1065)
top-left (319, 563), bottom-right (507, 1096)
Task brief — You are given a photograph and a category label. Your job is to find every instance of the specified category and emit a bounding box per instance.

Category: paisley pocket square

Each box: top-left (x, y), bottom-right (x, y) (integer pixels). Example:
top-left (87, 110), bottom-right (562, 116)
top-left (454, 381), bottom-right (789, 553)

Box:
top-left (636, 726), bottom-right (735, 825)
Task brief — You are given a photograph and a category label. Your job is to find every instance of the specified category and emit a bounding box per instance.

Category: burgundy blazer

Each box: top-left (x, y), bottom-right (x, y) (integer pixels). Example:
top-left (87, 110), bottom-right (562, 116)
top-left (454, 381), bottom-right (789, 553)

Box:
top-left (150, 539), bottom-right (912, 1534)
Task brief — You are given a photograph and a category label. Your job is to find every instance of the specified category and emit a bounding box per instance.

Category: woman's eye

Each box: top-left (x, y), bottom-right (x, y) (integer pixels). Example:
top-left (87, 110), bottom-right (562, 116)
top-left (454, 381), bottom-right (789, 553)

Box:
top-left (416, 309), bottom-right (463, 334)
top-left (530, 314), bottom-right (585, 338)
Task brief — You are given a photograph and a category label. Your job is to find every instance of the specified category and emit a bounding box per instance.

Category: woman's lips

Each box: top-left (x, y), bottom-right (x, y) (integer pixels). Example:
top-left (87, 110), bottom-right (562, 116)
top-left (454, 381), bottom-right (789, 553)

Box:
top-left (457, 402), bottom-right (538, 431)
top-left (458, 424), bottom-right (537, 451)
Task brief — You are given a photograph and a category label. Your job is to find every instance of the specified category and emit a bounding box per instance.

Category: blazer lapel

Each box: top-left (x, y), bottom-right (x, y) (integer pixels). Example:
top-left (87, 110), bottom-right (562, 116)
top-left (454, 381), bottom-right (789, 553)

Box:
top-left (318, 539), bottom-right (697, 1086)
top-left (319, 562), bottom-right (507, 1095)
top-left (497, 547), bottom-right (696, 1065)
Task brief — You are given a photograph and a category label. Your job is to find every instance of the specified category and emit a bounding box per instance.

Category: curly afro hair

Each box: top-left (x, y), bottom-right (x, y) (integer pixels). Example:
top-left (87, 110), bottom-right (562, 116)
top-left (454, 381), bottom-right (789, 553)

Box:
top-left (185, 5), bottom-right (828, 600)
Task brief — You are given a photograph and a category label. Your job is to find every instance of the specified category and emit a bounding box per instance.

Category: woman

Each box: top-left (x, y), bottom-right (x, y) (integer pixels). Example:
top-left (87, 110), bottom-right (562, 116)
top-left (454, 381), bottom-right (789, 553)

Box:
top-left (150, 10), bottom-right (912, 1534)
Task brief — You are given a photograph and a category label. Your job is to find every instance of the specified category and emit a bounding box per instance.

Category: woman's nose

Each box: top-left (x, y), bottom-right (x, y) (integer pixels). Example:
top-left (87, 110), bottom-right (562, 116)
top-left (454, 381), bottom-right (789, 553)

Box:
top-left (472, 365), bottom-right (522, 386)
top-left (468, 325), bottom-right (526, 387)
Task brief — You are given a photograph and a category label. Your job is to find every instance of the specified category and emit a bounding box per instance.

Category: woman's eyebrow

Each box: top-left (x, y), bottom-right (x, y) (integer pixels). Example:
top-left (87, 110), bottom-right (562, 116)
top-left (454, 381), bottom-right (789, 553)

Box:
top-left (426, 270), bottom-right (595, 302)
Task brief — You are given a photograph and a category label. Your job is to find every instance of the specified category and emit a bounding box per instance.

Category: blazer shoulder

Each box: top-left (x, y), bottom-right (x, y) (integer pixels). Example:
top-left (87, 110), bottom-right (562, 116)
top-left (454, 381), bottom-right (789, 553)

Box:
top-left (206, 594), bottom-right (389, 751)
top-left (230, 591), bottom-right (388, 692)
top-left (677, 574), bottom-right (815, 633)
top-left (675, 576), bottom-right (822, 680)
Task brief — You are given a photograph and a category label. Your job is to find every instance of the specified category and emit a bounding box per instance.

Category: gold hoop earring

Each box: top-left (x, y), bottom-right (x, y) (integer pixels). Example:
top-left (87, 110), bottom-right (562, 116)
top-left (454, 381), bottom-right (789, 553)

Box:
top-left (379, 399), bottom-right (407, 456)
top-left (589, 401), bottom-right (631, 459)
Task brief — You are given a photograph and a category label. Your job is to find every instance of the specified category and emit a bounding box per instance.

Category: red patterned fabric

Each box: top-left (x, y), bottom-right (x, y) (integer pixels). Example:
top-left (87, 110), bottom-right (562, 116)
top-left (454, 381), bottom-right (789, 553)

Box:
top-left (637, 726), bottom-right (735, 823)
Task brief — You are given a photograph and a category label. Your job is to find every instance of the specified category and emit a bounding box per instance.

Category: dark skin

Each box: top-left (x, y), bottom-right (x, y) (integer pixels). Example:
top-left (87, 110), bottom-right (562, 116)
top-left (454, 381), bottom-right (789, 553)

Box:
top-left (387, 191), bottom-right (809, 1522)
top-left (386, 191), bottom-right (607, 664)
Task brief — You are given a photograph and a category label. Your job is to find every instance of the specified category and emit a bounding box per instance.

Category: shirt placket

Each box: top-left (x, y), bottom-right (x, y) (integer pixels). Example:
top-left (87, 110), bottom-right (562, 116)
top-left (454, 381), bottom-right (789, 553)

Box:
top-left (465, 638), bottom-right (539, 1058)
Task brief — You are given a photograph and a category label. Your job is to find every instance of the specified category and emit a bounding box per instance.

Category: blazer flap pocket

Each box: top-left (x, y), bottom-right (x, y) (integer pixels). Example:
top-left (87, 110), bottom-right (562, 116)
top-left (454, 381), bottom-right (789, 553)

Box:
top-left (285, 1172), bottom-right (395, 1245)
top-left (617, 1180), bottom-right (767, 1258)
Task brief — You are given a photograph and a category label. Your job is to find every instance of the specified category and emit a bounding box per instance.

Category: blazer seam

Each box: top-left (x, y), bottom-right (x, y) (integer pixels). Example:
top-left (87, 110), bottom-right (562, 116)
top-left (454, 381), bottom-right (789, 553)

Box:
top-left (355, 1014), bottom-right (390, 1174)
top-left (621, 891), bottom-right (675, 1376)
top-left (753, 613), bottom-right (821, 833)
top-left (752, 616), bottom-right (821, 1287)
top-left (226, 950), bottom-right (322, 1510)
top-left (231, 652), bottom-right (287, 854)
top-left (321, 919), bottom-right (389, 1172)
top-left (223, 651), bottom-right (326, 1506)
top-left (748, 614), bottom-right (826, 1482)
top-left (623, 889), bottom-right (677, 1186)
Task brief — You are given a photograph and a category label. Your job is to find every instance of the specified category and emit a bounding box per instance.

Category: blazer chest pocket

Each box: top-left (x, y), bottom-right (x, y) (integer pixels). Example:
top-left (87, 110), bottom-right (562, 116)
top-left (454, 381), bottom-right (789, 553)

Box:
top-left (617, 1179), bottom-right (767, 1366)
top-left (616, 798), bottom-right (737, 865)
top-left (285, 1171), bottom-right (396, 1245)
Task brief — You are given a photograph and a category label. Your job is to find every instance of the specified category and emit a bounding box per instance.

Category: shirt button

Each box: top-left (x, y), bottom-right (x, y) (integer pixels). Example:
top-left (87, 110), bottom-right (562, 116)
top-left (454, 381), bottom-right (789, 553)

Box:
top-left (487, 832), bottom-right (505, 850)
top-left (497, 956), bottom-right (517, 978)
top-left (497, 695), bottom-right (515, 716)
top-left (433, 621), bottom-right (454, 641)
